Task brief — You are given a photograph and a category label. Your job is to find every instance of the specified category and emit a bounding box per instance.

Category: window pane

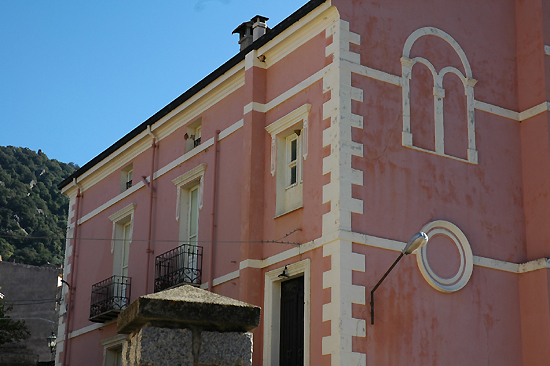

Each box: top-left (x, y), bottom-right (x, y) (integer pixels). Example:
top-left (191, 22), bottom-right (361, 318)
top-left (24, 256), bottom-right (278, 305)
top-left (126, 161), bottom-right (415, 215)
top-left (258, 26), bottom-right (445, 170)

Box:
top-left (194, 126), bottom-right (202, 147)
top-left (122, 223), bottom-right (131, 277)
top-left (188, 188), bottom-right (199, 242)
top-left (115, 348), bottom-right (122, 366)
top-left (123, 224), bottom-right (131, 262)
top-left (290, 166), bottom-right (297, 185)
top-left (291, 138), bottom-right (297, 161)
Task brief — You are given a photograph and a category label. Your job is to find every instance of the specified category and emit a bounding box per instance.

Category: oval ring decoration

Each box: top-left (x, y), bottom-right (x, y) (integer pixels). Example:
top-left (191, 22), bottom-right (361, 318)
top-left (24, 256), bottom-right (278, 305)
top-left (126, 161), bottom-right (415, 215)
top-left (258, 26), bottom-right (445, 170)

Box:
top-left (416, 220), bottom-right (473, 293)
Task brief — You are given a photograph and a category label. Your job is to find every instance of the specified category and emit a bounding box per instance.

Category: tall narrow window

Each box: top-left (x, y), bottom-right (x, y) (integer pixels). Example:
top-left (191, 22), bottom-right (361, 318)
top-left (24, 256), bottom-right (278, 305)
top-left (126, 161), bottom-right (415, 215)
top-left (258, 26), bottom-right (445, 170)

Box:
top-left (120, 163), bottom-right (133, 192)
top-left (174, 184), bottom-right (201, 284)
top-left (109, 203), bottom-right (135, 305)
top-left (101, 335), bottom-right (127, 366)
top-left (173, 164), bottom-right (206, 286)
top-left (107, 346), bottom-right (122, 366)
top-left (274, 130), bottom-right (303, 216)
top-left (109, 204), bottom-right (135, 279)
top-left (187, 186), bottom-right (199, 244)
top-left (185, 119), bottom-right (203, 152)
top-left (194, 126), bottom-right (202, 148)
top-left (126, 170), bottom-right (133, 189)
top-left (112, 220), bottom-right (132, 282)
top-left (182, 185), bottom-right (200, 275)
top-left (121, 222), bottom-right (131, 279)
top-left (286, 134), bottom-right (300, 187)
top-left (265, 104), bottom-right (310, 217)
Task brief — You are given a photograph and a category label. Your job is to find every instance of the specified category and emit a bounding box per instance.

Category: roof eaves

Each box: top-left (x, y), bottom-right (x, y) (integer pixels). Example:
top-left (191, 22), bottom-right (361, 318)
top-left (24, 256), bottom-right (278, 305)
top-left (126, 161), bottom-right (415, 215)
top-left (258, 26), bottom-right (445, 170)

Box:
top-left (58, 0), bottom-right (327, 190)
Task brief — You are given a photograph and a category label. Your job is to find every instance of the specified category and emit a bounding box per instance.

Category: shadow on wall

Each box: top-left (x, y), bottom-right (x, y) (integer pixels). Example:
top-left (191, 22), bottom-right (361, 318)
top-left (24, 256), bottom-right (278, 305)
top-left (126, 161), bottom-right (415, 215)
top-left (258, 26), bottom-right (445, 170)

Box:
top-left (0, 261), bottom-right (62, 364)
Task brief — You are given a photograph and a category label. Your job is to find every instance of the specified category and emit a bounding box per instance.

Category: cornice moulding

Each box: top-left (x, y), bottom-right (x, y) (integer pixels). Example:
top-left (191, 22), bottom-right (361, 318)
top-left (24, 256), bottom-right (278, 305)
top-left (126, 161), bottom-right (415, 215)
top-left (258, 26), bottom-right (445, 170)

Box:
top-left (108, 203), bottom-right (137, 223)
top-left (265, 104), bottom-right (311, 136)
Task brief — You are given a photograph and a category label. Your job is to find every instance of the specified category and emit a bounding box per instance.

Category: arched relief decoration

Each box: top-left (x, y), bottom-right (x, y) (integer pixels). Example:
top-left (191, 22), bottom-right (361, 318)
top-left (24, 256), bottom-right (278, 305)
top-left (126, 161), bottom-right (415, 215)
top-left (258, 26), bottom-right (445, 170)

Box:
top-left (442, 71), bottom-right (469, 159)
top-left (409, 61), bottom-right (436, 152)
top-left (401, 27), bottom-right (478, 164)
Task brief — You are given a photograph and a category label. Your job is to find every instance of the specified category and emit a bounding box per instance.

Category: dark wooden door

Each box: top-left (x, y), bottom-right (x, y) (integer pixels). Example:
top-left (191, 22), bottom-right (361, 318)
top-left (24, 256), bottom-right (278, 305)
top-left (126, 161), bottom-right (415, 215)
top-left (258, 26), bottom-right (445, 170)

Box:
top-left (279, 276), bottom-right (304, 366)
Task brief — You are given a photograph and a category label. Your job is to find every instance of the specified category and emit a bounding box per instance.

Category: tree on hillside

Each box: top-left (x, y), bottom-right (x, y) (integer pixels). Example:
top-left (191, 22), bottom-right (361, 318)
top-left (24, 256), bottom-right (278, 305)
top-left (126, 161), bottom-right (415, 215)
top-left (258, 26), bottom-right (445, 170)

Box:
top-left (0, 146), bottom-right (78, 266)
top-left (0, 301), bottom-right (30, 346)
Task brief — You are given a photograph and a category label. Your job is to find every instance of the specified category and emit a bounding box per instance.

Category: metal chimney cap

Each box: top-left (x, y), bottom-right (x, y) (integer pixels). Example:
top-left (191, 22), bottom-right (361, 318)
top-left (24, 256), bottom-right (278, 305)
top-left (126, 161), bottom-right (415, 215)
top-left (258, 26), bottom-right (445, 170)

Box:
top-left (250, 15), bottom-right (269, 23)
top-left (232, 21), bottom-right (253, 36)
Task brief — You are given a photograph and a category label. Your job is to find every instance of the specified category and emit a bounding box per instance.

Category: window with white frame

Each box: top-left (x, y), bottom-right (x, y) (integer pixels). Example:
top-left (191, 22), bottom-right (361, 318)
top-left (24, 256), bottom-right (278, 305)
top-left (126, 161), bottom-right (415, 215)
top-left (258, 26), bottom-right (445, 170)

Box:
top-left (185, 119), bottom-right (203, 152)
top-left (194, 125), bottom-right (202, 148)
top-left (106, 346), bottom-right (122, 366)
top-left (120, 222), bottom-right (131, 278)
top-left (101, 335), bottom-right (126, 366)
top-left (185, 185), bottom-right (200, 245)
top-left (266, 104), bottom-right (310, 217)
top-left (286, 133), bottom-right (302, 188)
top-left (173, 164), bottom-right (206, 280)
top-left (109, 204), bottom-right (136, 284)
top-left (120, 163), bottom-right (133, 192)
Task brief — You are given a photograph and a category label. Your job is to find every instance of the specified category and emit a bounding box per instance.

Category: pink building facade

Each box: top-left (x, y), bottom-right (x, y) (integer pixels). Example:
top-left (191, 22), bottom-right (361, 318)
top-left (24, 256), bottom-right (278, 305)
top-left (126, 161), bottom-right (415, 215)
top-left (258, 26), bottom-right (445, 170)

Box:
top-left (56, 0), bottom-right (550, 365)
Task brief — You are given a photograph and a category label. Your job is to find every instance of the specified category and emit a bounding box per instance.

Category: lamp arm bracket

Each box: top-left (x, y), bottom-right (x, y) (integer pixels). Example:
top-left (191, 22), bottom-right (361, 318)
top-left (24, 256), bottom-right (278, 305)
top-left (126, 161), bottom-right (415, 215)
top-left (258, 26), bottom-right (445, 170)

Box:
top-left (370, 252), bottom-right (404, 325)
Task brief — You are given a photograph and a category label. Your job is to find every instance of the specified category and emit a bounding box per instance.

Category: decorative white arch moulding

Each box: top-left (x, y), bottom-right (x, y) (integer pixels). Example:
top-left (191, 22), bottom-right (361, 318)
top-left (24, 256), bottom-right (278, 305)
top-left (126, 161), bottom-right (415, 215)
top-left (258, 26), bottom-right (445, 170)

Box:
top-left (417, 220), bottom-right (474, 293)
top-left (401, 27), bottom-right (478, 164)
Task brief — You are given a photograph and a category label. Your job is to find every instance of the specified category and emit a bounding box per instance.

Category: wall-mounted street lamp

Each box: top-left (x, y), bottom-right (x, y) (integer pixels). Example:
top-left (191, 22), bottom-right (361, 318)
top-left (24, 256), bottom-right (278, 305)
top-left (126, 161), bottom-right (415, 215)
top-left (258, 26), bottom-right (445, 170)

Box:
top-left (370, 232), bottom-right (429, 325)
top-left (47, 332), bottom-right (57, 361)
top-left (278, 265), bottom-right (290, 279)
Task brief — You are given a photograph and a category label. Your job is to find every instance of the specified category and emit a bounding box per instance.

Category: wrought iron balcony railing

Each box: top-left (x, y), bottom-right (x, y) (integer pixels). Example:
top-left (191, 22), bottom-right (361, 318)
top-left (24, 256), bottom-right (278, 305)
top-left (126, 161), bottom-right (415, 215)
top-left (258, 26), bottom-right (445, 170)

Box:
top-left (154, 244), bottom-right (203, 292)
top-left (89, 275), bottom-right (131, 323)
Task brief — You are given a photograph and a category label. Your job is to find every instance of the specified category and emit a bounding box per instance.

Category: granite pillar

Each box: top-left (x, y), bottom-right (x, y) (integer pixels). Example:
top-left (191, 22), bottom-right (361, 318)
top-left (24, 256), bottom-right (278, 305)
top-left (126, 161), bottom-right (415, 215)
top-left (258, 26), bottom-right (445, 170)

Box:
top-left (117, 285), bottom-right (260, 366)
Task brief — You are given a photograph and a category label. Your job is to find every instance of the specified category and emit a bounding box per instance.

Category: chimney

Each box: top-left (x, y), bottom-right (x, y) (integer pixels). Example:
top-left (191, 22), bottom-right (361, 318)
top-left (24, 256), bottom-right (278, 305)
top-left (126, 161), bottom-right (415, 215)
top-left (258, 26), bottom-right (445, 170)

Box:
top-left (251, 15), bottom-right (269, 41)
top-left (232, 21), bottom-right (253, 51)
top-left (233, 15), bottom-right (269, 52)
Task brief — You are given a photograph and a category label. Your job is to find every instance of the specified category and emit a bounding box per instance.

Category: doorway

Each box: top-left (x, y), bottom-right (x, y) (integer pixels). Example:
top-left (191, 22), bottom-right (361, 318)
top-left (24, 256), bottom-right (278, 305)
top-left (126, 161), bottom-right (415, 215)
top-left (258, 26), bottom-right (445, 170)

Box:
top-left (279, 276), bottom-right (304, 366)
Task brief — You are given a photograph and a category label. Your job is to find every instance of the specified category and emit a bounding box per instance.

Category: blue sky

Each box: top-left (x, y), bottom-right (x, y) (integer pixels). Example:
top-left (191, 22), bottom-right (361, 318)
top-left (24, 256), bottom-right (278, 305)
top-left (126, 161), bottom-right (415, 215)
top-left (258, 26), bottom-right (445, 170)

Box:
top-left (0, 0), bottom-right (307, 166)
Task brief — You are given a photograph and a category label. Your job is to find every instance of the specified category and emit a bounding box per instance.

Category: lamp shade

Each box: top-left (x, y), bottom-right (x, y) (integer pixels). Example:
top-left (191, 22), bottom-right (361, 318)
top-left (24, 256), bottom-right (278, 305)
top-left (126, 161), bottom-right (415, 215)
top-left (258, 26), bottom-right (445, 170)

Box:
top-left (402, 232), bottom-right (428, 255)
top-left (47, 332), bottom-right (56, 349)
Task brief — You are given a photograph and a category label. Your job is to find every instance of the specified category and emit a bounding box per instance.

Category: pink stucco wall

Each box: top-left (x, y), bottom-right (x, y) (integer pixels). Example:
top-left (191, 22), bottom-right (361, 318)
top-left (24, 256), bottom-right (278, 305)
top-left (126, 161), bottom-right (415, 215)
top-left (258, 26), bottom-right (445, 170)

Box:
top-left (334, 0), bottom-right (549, 364)
top-left (62, 25), bottom-right (330, 364)
top-left (60, 1), bottom-right (550, 365)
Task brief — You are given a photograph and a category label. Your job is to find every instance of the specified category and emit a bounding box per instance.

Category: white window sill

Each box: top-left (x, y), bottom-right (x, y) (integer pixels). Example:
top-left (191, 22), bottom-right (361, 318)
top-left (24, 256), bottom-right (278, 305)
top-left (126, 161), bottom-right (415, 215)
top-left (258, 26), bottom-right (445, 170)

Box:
top-left (285, 181), bottom-right (303, 191)
top-left (274, 205), bottom-right (303, 219)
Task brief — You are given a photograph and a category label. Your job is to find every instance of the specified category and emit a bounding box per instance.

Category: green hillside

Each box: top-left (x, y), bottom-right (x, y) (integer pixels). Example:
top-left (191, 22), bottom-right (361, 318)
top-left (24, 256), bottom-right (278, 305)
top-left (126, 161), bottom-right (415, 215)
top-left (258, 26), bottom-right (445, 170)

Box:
top-left (0, 146), bottom-right (77, 266)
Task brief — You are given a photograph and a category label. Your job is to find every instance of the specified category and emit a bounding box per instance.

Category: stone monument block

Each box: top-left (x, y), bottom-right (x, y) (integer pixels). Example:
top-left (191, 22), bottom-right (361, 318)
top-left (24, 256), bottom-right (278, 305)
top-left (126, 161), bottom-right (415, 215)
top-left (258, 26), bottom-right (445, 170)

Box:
top-left (122, 327), bottom-right (194, 366)
top-left (198, 331), bottom-right (253, 366)
top-left (117, 285), bottom-right (260, 366)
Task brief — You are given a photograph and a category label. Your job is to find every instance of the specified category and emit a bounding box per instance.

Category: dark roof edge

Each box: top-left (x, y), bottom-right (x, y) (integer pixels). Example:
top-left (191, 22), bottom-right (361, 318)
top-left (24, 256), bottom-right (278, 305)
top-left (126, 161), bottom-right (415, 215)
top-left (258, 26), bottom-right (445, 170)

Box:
top-left (58, 0), bottom-right (327, 190)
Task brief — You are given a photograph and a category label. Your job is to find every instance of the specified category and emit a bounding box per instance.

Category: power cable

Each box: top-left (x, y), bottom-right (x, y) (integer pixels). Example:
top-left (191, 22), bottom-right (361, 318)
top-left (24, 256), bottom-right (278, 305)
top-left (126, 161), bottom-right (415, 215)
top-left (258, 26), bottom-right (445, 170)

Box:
top-left (3, 298), bottom-right (61, 304)
top-left (0, 233), bottom-right (301, 246)
top-left (275, 228), bottom-right (302, 242)
top-left (0, 317), bottom-right (55, 324)
top-left (3, 301), bottom-right (60, 306)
